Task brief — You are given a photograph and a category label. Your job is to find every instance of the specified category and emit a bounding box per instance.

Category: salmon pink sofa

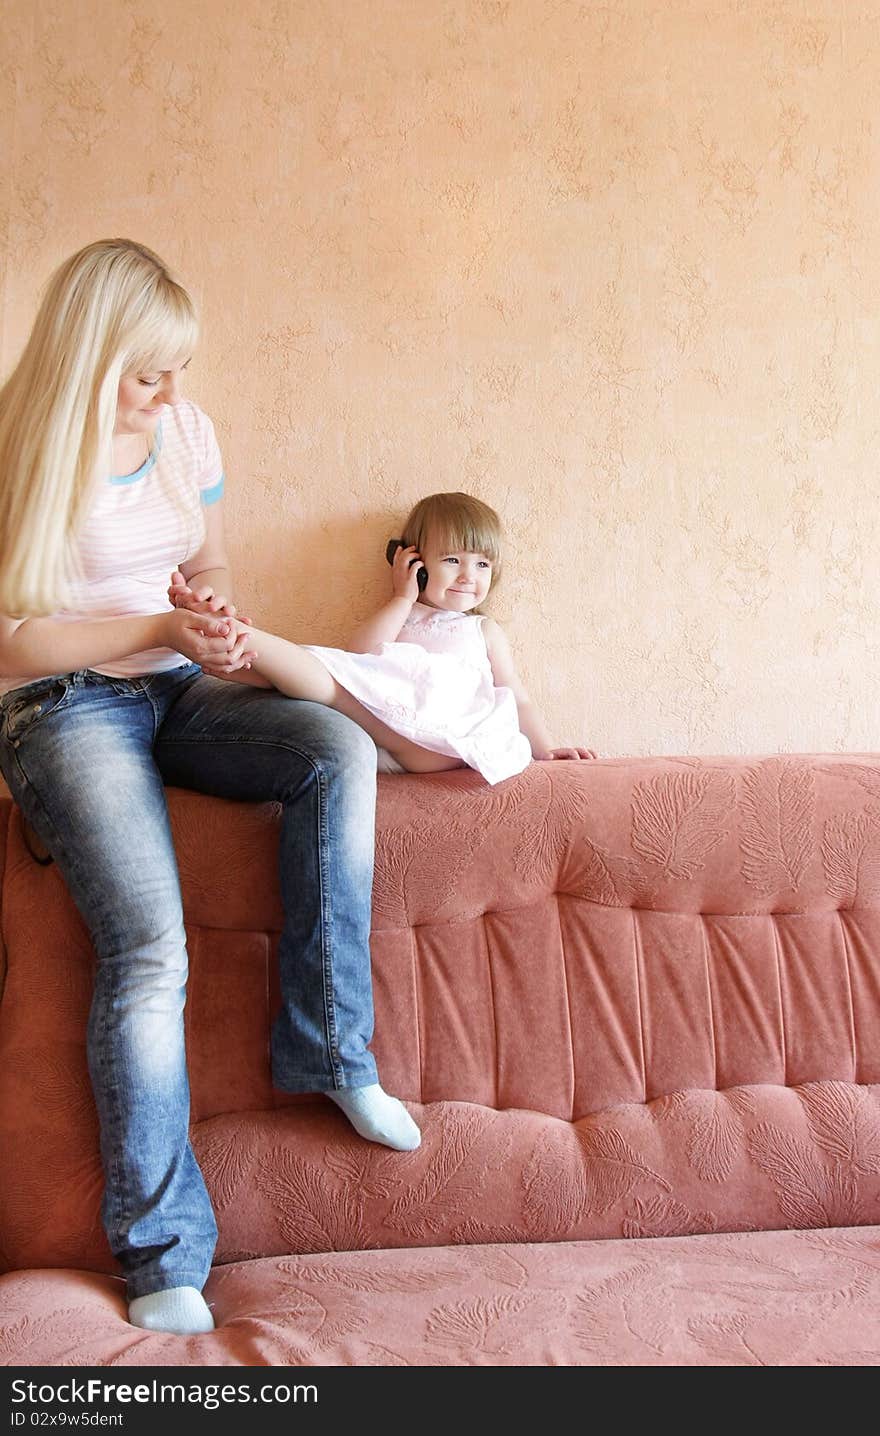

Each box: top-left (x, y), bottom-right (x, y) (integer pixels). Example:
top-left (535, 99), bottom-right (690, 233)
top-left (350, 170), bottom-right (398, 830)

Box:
top-left (1, 755), bottom-right (879, 1366)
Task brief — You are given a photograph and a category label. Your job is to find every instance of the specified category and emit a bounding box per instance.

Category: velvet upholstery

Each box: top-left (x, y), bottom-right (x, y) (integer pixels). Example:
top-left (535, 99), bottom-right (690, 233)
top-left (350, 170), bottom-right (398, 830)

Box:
top-left (1, 755), bottom-right (879, 1365)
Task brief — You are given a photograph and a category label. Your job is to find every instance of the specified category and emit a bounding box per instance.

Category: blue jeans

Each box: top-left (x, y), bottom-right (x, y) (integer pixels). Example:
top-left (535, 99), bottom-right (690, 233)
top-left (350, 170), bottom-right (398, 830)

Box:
top-left (0, 664), bottom-right (379, 1298)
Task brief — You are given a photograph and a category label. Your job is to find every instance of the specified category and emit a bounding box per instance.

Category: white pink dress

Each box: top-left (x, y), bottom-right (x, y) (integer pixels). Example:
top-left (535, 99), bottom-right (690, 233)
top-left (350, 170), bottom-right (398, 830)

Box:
top-left (304, 603), bottom-right (532, 785)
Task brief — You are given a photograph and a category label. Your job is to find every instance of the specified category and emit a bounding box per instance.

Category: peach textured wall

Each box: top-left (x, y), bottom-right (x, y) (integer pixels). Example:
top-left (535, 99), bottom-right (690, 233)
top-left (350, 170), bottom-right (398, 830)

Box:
top-left (2, 1), bottom-right (879, 757)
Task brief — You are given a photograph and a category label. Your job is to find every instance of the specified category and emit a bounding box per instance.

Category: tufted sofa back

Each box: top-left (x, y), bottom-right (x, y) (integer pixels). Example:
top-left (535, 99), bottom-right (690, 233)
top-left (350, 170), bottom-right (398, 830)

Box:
top-left (2, 755), bottom-right (879, 1275)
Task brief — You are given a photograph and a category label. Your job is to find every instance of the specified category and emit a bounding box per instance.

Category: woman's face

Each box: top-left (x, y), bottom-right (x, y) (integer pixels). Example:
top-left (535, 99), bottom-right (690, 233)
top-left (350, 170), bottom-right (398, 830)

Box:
top-left (114, 359), bottom-right (190, 435)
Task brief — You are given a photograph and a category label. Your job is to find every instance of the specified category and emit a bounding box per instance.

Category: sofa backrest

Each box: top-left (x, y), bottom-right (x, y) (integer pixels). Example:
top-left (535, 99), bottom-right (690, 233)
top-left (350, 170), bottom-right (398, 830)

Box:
top-left (2, 755), bottom-right (879, 1274)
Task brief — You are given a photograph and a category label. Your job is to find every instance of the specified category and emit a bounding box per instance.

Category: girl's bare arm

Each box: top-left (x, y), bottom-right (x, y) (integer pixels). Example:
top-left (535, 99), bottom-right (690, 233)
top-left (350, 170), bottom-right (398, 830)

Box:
top-left (482, 617), bottom-right (596, 760)
top-left (348, 545), bottom-right (422, 652)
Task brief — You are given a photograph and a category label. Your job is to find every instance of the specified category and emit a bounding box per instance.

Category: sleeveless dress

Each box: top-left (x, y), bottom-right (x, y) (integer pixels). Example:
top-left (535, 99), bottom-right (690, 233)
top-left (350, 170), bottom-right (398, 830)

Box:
top-left (304, 603), bottom-right (532, 785)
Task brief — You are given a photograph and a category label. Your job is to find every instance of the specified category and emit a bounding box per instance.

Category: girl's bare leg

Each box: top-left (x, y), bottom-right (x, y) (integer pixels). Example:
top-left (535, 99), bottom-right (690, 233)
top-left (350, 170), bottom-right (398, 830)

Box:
top-left (331, 688), bottom-right (465, 773)
top-left (248, 631), bottom-right (340, 703)
top-left (249, 630), bottom-right (465, 773)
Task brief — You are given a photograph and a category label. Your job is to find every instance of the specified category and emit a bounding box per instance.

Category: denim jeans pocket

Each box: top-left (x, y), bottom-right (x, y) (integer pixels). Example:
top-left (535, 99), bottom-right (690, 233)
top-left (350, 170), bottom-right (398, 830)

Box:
top-left (0, 677), bottom-right (72, 744)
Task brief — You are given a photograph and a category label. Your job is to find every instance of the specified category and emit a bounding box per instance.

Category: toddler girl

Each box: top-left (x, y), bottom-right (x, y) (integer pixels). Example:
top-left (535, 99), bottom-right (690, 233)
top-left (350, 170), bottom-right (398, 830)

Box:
top-left (181, 491), bottom-right (595, 784)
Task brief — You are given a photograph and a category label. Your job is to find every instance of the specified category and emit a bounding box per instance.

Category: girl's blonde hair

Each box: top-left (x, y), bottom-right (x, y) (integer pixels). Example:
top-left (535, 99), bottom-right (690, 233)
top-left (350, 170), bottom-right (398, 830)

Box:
top-left (0, 238), bottom-right (198, 616)
top-left (401, 492), bottom-right (503, 590)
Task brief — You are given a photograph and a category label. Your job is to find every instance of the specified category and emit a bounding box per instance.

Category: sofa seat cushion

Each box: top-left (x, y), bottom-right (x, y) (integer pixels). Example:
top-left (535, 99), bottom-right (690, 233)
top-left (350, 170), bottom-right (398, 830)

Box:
top-left (2, 1226), bottom-right (878, 1367)
top-left (6, 1086), bottom-right (880, 1277)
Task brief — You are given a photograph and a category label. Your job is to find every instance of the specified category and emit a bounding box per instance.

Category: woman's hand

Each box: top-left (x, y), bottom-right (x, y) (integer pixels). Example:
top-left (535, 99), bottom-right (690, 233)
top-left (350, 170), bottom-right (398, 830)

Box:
top-left (168, 570), bottom-right (252, 625)
top-left (391, 545), bottom-right (425, 602)
top-left (535, 746), bottom-right (599, 761)
top-left (164, 608), bottom-right (257, 673)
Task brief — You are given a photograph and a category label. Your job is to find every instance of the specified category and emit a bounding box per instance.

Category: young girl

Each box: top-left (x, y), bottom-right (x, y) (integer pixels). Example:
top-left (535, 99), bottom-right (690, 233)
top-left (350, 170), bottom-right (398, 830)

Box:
top-left (183, 491), bottom-right (595, 783)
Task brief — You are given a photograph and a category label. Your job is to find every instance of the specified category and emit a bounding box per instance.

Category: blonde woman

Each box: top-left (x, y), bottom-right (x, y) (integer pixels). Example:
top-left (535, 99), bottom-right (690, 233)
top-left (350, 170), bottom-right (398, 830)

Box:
top-left (0, 239), bottom-right (419, 1337)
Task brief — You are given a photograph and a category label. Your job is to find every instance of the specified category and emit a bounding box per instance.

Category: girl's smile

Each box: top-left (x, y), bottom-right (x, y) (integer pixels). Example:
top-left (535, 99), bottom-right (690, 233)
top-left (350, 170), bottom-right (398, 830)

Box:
top-left (417, 538), bottom-right (493, 612)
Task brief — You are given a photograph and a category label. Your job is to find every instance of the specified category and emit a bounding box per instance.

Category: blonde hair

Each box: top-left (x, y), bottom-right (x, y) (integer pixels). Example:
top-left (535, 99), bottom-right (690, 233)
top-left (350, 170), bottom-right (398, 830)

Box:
top-left (0, 238), bottom-right (198, 616)
top-left (401, 492), bottom-right (503, 592)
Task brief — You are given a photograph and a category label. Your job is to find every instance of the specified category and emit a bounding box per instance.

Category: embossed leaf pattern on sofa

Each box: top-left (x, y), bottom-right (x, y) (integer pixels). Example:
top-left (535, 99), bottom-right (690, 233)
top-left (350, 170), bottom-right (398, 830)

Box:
top-left (686, 1311), bottom-right (762, 1365)
top-left (631, 769), bottom-right (736, 879)
top-left (322, 1145), bottom-right (406, 1201)
top-left (622, 1195), bottom-right (719, 1239)
top-left (747, 1123), bottom-right (862, 1229)
top-left (615, 1271), bottom-right (677, 1359)
top-left (0, 1310), bottom-right (93, 1365)
top-left (799, 1083), bottom-right (880, 1174)
top-left (564, 833), bottom-right (656, 908)
top-left (371, 824), bottom-right (421, 926)
top-left (821, 810), bottom-right (880, 906)
top-left (192, 1126), bottom-right (253, 1211)
top-left (574, 1123), bottom-right (671, 1212)
top-left (265, 1283), bottom-right (369, 1354)
top-left (352, 1344), bottom-right (412, 1366)
top-left (466, 1246), bottom-right (530, 1291)
top-left (725, 1088), bottom-right (760, 1120)
top-left (684, 1250), bottom-right (865, 1368)
top-left (404, 772), bottom-right (567, 921)
top-left (805, 1228), bottom-right (880, 1279)
top-left (511, 765), bottom-right (593, 885)
top-left (424, 1293), bottom-right (539, 1357)
top-left (571, 1263), bottom-right (656, 1358)
top-left (386, 1108), bottom-right (493, 1238)
top-left (393, 795), bottom-right (488, 923)
top-left (255, 1148), bottom-right (374, 1252)
top-left (822, 763), bottom-right (880, 802)
top-left (276, 1256), bottom-right (466, 1293)
top-left (740, 759), bottom-right (815, 895)
top-left (373, 773), bottom-right (527, 925)
top-left (521, 1128), bottom-right (591, 1239)
top-left (227, 1271), bottom-right (373, 1357)
top-left (447, 1219), bottom-right (529, 1247)
top-left (685, 1091), bottom-right (741, 1182)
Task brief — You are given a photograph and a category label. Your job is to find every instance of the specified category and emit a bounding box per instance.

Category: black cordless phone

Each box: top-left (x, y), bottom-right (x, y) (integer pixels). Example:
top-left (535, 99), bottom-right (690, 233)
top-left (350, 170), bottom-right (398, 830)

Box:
top-left (386, 538), bottom-right (428, 592)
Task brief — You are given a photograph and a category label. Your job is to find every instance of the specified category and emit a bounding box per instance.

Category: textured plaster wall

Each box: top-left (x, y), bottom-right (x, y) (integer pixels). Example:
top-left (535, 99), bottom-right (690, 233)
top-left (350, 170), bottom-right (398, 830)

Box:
top-left (2, 1), bottom-right (879, 756)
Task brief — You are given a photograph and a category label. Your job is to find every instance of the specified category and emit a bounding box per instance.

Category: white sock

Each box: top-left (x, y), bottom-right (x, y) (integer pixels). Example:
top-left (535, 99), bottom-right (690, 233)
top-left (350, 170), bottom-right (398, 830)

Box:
top-left (128, 1285), bottom-right (215, 1335)
top-left (328, 1083), bottom-right (421, 1151)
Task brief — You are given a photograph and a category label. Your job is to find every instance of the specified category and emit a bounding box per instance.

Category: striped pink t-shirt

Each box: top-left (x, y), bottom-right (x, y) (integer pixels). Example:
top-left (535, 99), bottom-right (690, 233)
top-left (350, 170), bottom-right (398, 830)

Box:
top-left (1, 400), bottom-right (225, 694)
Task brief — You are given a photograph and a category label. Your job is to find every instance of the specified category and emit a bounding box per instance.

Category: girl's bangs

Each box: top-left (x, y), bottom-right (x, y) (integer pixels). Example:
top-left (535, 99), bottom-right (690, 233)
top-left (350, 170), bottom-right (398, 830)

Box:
top-left (435, 522), bottom-right (500, 561)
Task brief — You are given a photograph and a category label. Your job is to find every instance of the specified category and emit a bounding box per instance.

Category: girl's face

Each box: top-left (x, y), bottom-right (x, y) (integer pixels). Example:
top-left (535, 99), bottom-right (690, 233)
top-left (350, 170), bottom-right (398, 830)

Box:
top-left (418, 531), bottom-right (494, 613)
top-left (114, 359), bottom-right (191, 435)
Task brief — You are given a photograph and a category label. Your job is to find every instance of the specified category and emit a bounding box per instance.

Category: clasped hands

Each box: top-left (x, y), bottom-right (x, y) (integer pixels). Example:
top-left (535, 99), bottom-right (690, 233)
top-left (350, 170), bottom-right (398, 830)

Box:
top-left (166, 570), bottom-right (257, 675)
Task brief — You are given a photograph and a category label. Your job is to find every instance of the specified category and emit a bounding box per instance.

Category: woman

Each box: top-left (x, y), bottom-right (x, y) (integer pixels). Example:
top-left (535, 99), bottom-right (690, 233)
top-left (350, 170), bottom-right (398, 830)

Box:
top-left (0, 238), bottom-right (419, 1336)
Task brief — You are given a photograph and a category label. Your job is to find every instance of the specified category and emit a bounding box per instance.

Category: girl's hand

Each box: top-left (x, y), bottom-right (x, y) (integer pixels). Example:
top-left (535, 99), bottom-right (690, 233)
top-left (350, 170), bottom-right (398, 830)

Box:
top-left (536, 746), bottom-right (599, 762)
top-left (164, 608), bottom-right (257, 673)
top-left (168, 570), bottom-right (252, 625)
top-left (168, 569), bottom-right (226, 612)
top-left (391, 545), bottom-right (424, 602)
